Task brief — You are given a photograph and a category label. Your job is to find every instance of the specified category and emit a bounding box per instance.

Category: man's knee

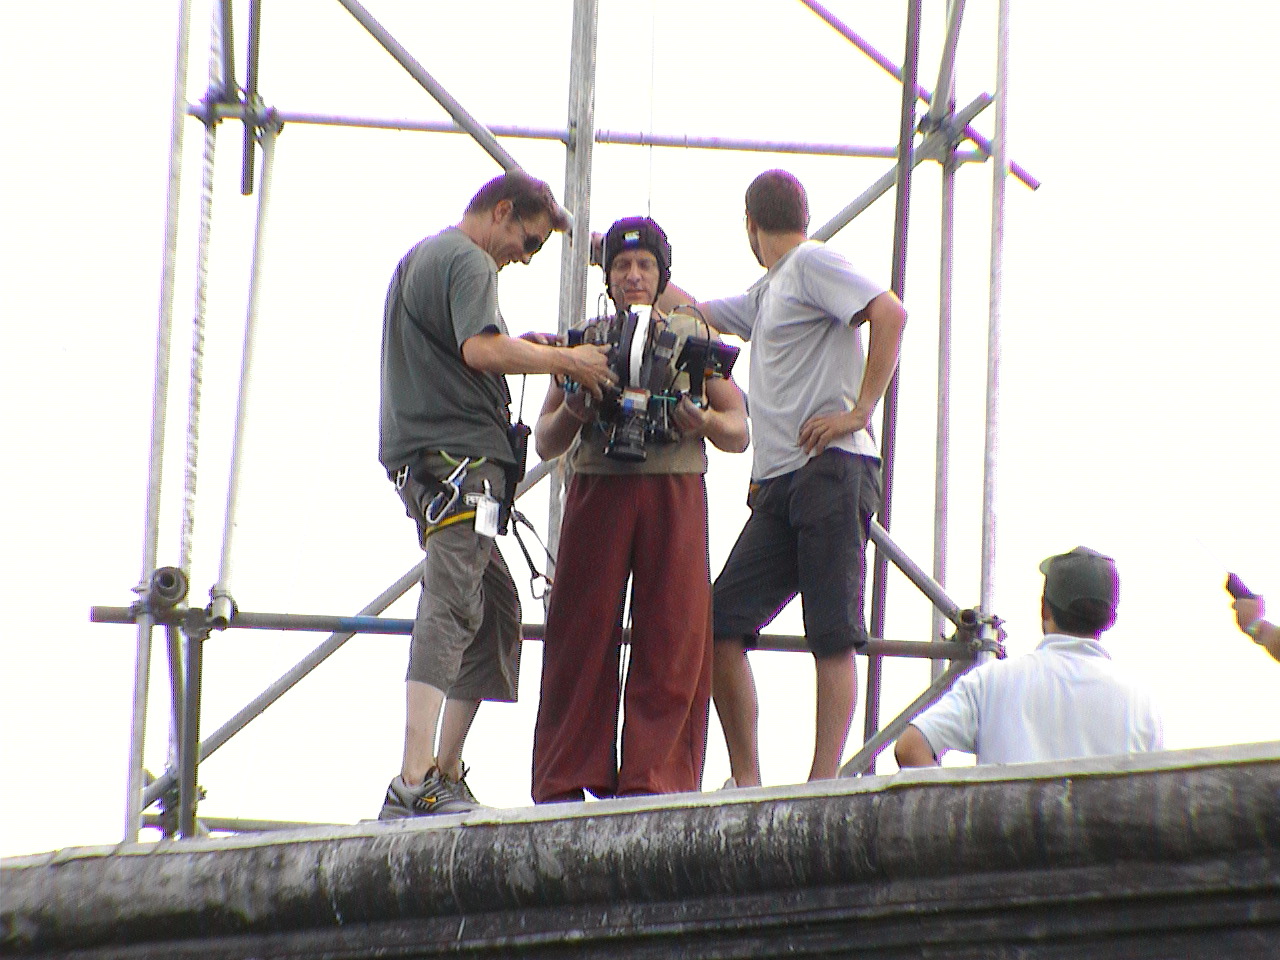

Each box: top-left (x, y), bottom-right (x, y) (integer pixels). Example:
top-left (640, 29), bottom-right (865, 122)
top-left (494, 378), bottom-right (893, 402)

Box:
top-left (713, 636), bottom-right (751, 672)
top-left (814, 646), bottom-right (855, 665)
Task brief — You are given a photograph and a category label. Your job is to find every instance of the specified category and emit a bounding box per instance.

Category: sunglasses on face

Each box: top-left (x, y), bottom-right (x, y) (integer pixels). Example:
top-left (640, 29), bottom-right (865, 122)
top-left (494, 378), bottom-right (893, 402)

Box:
top-left (513, 216), bottom-right (548, 257)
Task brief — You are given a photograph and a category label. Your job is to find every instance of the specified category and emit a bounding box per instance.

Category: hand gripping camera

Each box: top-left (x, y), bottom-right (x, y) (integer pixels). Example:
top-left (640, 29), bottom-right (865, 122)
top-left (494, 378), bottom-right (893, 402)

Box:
top-left (568, 304), bottom-right (739, 462)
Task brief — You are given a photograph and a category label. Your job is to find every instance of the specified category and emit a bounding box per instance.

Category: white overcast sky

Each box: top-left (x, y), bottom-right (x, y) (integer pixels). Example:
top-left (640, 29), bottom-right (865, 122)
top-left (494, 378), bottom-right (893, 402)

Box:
top-left (1, 1), bottom-right (1277, 858)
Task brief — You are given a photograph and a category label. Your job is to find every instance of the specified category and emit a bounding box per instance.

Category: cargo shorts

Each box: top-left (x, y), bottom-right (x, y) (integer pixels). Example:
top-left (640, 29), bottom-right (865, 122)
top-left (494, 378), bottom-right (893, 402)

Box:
top-left (396, 454), bottom-right (521, 701)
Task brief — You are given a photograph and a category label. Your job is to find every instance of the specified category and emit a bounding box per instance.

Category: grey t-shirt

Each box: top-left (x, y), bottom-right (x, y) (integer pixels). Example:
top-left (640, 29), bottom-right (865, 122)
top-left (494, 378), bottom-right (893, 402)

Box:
top-left (704, 240), bottom-right (886, 481)
top-left (379, 227), bottom-right (513, 471)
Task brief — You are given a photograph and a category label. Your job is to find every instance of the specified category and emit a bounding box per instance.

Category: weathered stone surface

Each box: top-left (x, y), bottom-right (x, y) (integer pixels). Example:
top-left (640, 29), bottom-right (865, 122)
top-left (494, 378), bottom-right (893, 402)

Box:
top-left (3, 744), bottom-right (1278, 958)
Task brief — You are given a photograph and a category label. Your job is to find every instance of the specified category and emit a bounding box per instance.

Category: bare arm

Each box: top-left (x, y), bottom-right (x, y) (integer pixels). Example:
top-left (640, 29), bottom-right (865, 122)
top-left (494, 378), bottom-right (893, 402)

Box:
top-left (672, 376), bottom-right (749, 453)
top-left (655, 281), bottom-right (696, 315)
top-left (655, 281), bottom-right (732, 335)
top-left (894, 724), bottom-right (940, 768)
top-left (855, 290), bottom-right (908, 409)
top-left (799, 290), bottom-right (908, 454)
top-left (1234, 596), bottom-right (1280, 663)
top-left (460, 332), bottom-right (613, 398)
top-left (534, 380), bottom-right (592, 461)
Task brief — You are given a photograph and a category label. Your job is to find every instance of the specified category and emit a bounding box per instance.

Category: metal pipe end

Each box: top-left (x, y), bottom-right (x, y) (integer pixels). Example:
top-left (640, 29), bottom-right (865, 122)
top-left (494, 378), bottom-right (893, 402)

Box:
top-left (150, 567), bottom-right (190, 606)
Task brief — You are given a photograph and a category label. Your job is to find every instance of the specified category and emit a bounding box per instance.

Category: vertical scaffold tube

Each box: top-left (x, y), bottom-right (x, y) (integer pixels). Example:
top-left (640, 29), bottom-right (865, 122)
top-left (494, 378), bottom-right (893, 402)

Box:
top-left (981, 0), bottom-right (1010, 627)
top-left (211, 123), bottom-right (279, 628)
top-left (933, 1), bottom-right (961, 681)
top-left (864, 0), bottom-right (922, 756)
top-left (933, 162), bottom-right (956, 681)
top-left (240, 0), bottom-right (262, 195)
top-left (548, 0), bottom-right (599, 576)
top-left (178, 620), bottom-right (204, 838)
top-left (126, 0), bottom-right (193, 843)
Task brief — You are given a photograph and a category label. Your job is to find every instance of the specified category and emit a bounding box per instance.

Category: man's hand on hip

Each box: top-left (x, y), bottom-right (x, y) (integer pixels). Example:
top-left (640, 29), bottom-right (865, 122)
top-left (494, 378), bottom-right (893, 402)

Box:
top-left (798, 408), bottom-right (871, 455)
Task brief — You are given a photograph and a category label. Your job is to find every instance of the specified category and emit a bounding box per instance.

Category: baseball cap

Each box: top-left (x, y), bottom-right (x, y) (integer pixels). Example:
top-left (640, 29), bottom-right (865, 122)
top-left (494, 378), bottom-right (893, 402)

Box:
top-left (1039, 546), bottom-right (1119, 611)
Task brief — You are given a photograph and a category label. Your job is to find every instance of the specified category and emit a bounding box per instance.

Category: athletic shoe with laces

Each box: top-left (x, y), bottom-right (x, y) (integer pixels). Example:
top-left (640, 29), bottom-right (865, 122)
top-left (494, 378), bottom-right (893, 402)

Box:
top-left (378, 764), bottom-right (482, 820)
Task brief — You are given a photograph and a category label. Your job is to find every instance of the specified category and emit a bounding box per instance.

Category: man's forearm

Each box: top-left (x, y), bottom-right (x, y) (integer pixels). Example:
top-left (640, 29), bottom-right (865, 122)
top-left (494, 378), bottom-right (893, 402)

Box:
top-left (702, 379), bottom-right (750, 453)
top-left (854, 292), bottom-right (907, 413)
top-left (701, 407), bottom-right (750, 453)
top-left (535, 391), bottom-right (589, 461)
top-left (462, 332), bottom-right (566, 377)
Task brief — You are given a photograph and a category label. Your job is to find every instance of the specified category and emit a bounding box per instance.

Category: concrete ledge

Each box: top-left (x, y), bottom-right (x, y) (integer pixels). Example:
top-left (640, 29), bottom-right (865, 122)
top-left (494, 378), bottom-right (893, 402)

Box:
top-left (4, 742), bottom-right (1279, 958)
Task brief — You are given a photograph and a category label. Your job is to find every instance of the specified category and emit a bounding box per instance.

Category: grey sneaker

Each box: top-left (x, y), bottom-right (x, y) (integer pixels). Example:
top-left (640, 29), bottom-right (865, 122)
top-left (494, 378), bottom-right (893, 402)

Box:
top-left (378, 765), bottom-right (482, 820)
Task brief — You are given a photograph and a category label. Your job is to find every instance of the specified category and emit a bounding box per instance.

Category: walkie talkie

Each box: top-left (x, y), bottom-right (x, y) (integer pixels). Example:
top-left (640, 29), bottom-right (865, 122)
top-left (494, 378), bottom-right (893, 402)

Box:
top-left (1226, 572), bottom-right (1259, 600)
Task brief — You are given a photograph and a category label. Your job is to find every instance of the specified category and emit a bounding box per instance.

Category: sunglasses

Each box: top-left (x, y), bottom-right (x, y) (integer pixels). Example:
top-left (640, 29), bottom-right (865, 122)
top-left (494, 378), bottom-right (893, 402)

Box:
top-left (512, 215), bottom-right (548, 257)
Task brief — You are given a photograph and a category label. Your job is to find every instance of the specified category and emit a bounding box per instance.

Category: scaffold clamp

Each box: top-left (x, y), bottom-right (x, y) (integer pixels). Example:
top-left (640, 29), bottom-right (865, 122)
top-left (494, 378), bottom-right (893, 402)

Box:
top-left (208, 588), bottom-right (239, 630)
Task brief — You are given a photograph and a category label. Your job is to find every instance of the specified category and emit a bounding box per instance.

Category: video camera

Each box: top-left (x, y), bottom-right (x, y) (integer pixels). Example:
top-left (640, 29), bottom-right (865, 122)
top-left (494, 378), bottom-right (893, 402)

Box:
top-left (566, 305), bottom-right (739, 462)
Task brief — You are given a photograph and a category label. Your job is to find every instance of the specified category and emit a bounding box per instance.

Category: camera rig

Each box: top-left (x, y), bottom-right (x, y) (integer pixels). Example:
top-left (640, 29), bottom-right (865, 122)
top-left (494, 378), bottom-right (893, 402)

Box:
top-left (566, 304), bottom-right (739, 462)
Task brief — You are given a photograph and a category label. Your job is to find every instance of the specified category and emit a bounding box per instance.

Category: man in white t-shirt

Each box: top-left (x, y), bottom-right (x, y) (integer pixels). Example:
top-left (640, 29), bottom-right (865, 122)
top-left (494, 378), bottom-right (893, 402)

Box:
top-left (895, 547), bottom-right (1163, 767)
top-left (659, 169), bottom-right (908, 786)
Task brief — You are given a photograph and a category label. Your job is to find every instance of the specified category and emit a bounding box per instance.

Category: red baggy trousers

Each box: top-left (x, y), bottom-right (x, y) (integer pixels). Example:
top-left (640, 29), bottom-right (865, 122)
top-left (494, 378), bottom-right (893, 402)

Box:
top-left (532, 472), bottom-right (713, 801)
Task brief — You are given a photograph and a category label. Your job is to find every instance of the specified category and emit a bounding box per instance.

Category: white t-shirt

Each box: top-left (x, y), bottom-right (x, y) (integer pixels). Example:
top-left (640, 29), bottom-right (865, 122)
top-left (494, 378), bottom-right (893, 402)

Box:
top-left (703, 240), bottom-right (887, 481)
top-left (911, 634), bottom-right (1164, 765)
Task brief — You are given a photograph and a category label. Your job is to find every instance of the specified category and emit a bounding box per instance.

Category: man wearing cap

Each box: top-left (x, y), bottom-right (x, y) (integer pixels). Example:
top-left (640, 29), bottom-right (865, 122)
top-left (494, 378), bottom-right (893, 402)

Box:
top-left (531, 216), bottom-right (749, 802)
top-left (894, 547), bottom-right (1164, 767)
top-left (377, 171), bottom-right (613, 819)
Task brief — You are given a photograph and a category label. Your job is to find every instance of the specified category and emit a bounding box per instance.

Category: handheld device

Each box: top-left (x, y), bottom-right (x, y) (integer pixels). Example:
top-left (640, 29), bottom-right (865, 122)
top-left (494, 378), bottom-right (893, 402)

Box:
top-left (1226, 572), bottom-right (1259, 600)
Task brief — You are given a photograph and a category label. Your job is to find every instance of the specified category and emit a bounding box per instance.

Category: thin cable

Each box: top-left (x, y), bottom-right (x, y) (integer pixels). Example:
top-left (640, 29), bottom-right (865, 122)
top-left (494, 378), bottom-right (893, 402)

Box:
top-left (646, 0), bottom-right (657, 217)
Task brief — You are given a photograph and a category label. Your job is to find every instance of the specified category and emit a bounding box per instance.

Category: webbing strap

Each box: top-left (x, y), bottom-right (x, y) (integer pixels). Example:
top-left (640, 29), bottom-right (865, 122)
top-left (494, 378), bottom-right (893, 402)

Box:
top-left (440, 451), bottom-right (485, 468)
top-left (421, 510), bottom-right (476, 542)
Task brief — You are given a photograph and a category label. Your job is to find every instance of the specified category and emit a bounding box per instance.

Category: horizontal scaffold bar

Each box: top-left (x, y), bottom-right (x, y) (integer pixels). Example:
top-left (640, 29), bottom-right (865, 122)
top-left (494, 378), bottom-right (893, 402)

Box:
top-left (194, 103), bottom-right (991, 162)
top-left (89, 606), bottom-right (975, 660)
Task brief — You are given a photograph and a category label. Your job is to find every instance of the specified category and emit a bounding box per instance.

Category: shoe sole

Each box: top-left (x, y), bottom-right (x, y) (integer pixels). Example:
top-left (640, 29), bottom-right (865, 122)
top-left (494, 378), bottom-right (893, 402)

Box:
top-left (377, 801), bottom-right (481, 820)
top-left (378, 804), bottom-right (415, 821)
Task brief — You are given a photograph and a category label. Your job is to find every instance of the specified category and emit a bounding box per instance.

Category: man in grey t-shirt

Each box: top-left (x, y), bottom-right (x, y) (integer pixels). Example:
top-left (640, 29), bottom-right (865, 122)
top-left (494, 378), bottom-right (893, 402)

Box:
top-left (377, 171), bottom-right (612, 819)
top-left (660, 169), bottom-right (907, 788)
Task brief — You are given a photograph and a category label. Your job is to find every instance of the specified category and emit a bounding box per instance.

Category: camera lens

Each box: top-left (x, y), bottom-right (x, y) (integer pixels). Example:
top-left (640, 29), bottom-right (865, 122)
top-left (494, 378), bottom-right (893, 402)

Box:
top-left (605, 415), bottom-right (647, 462)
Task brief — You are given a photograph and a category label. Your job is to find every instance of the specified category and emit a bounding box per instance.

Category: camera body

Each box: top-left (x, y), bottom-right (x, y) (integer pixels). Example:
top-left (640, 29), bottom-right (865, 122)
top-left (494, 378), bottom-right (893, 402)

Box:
top-left (566, 305), bottom-right (739, 462)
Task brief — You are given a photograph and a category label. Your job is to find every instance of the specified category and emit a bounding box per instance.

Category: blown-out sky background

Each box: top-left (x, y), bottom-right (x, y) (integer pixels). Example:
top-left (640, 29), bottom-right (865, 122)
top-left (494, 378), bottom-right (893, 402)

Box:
top-left (2, 1), bottom-right (1277, 858)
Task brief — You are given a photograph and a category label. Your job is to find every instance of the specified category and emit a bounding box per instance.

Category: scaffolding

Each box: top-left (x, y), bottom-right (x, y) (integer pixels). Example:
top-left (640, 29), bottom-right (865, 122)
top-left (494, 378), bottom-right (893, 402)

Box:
top-left (91, 0), bottom-right (1037, 840)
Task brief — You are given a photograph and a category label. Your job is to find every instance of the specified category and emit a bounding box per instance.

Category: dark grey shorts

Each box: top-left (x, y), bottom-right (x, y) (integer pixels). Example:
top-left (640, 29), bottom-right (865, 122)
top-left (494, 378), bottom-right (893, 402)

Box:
top-left (397, 456), bottom-right (521, 702)
top-left (712, 450), bottom-right (881, 658)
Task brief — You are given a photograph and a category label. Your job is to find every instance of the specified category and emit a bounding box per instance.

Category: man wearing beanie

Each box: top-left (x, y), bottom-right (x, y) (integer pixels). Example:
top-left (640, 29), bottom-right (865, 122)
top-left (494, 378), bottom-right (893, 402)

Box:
top-left (531, 216), bottom-right (748, 802)
top-left (895, 547), bottom-right (1164, 767)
